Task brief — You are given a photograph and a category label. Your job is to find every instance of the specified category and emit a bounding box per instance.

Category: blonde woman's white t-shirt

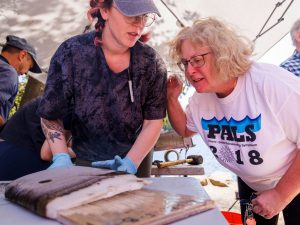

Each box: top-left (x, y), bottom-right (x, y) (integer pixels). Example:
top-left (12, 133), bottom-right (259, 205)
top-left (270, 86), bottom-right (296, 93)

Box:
top-left (186, 63), bottom-right (300, 191)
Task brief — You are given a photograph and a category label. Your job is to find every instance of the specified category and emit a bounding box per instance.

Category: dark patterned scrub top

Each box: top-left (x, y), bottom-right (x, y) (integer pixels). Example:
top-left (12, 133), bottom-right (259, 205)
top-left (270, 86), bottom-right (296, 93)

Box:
top-left (38, 31), bottom-right (167, 161)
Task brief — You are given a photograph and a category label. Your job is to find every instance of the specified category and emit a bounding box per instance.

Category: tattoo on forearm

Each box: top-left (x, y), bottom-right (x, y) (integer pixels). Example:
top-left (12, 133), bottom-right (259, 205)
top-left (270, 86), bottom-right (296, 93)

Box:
top-left (41, 118), bottom-right (65, 143)
top-left (48, 131), bottom-right (62, 143)
top-left (41, 118), bottom-right (64, 133)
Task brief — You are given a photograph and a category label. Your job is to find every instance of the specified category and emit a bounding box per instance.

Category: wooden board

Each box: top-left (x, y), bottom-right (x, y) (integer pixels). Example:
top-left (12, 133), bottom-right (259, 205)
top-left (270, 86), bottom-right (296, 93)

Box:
top-left (58, 189), bottom-right (214, 225)
top-left (4, 167), bottom-right (146, 218)
top-left (151, 165), bottom-right (204, 177)
top-left (0, 181), bottom-right (9, 198)
top-left (154, 131), bottom-right (194, 151)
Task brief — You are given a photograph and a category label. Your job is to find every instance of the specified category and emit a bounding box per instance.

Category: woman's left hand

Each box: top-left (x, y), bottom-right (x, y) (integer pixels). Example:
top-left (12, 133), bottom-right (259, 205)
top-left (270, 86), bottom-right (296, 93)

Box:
top-left (167, 75), bottom-right (183, 100)
top-left (251, 189), bottom-right (287, 219)
top-left (91, 155), bottom-right (137, 174)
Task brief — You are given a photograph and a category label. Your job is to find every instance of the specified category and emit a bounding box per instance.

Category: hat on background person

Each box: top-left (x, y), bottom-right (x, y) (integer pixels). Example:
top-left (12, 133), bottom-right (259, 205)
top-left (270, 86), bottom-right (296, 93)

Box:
top-left (114, 0), bottom-right (161, 17)
top-left (3, 35), bottom-right (42, 73)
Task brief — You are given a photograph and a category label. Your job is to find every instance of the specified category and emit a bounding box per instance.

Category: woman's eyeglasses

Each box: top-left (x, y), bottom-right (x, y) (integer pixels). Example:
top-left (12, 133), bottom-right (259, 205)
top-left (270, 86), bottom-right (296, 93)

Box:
top-left (112, 6), bottom-right (156, 27)
top-left (177, 52), bottom-right (211, 72)
top-left (126, 13), bottom-right (156, 27)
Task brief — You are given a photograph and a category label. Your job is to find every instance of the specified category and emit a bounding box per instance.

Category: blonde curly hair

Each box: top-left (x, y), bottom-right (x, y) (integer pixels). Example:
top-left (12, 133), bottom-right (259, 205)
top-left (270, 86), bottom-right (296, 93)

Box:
top-left (169, 17), bottom-right (254, 80)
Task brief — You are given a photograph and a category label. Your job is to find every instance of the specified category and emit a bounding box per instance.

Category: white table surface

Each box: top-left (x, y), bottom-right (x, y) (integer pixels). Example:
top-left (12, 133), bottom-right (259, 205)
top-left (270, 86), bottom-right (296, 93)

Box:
top-left (0, 177), bottom-right (228, 225)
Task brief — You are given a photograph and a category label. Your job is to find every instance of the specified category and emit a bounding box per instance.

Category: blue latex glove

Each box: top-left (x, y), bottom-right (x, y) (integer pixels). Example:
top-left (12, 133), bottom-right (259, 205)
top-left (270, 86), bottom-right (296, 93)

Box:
top-left (91, 155), bottom-right (137, 174)
top-left (48, 153), bottom-right (73, 169)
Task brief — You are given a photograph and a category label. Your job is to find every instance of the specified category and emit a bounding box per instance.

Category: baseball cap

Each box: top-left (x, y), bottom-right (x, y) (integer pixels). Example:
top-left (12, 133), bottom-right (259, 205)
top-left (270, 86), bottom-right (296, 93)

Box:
top-left (114, 0), bottom-right (161, 17)
top-left (4, 35), bottom-right (42, 73)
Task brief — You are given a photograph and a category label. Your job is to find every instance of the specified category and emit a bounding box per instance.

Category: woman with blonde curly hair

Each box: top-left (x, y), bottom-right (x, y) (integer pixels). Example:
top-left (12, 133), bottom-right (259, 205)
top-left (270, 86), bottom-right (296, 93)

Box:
top-left (167, 17), bottom-right (300, 225)
top-left (37, 0), bottom-right (167, 176)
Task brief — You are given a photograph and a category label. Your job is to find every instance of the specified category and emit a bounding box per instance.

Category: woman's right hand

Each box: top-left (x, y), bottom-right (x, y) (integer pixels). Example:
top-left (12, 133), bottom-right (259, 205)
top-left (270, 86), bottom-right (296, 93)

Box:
top-left (48, 153), bottom-right (73, 169)
top-left (167, 75), bottom-right (183, 100)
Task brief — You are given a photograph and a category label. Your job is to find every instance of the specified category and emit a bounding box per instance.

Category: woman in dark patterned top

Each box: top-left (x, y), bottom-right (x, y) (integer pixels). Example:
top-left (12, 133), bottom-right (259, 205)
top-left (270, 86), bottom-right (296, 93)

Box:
top-left (38, 0), bottom-right (167, 174)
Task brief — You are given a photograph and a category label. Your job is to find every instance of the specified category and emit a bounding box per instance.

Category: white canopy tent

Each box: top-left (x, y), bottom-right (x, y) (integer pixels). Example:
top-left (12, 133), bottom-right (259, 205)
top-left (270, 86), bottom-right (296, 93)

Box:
top-left (151, 0), bottom-right (299, 62)
top-left (0, 0), bottom-right (299, 70)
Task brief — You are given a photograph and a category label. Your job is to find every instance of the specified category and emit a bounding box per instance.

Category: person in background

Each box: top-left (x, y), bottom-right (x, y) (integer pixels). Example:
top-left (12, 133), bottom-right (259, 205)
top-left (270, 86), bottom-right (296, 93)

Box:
top-left (0, 97), bottom-right (51, 180)
top-left (167, 17), bottom-right (300, 225)
top-left (38, 0), bottom-right (167, 174)
top-left (0, 97), bottom-right (74, 180)
top-left (0, 35), bottom-right (42, 123)
top-left (280, 18), bottom-right (300, 76)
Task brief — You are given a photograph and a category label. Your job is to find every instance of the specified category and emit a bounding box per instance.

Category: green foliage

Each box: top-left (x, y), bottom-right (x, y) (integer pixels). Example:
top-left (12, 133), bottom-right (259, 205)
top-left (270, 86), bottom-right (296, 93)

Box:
top-left (163, 116), bottom-right (173, 131)
top-left (9, 80), bottom-right (27, 117)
